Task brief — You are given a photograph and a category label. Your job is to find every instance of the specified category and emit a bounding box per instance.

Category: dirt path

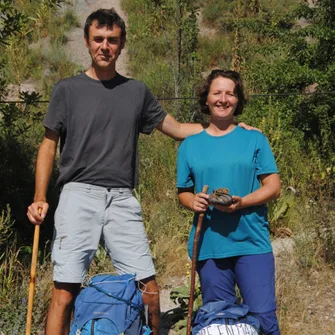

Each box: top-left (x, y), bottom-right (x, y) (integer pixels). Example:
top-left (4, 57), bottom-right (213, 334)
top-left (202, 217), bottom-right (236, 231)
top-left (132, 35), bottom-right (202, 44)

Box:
top-left (66, 0), bottom-right (130, 76)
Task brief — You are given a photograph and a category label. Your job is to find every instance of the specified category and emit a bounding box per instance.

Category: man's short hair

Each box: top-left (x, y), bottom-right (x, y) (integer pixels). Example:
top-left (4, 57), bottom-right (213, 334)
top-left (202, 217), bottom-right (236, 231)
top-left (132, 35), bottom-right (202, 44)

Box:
top-left (84, 8), bottom-right (126, 41)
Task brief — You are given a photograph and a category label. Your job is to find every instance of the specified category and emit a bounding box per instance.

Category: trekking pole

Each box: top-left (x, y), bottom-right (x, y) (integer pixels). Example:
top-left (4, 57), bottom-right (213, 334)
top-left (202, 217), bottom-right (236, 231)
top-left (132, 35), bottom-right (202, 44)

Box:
top-left (186, 185), bottom-right (209, 335)
top-left (25, 209), bottom-right (41, 335)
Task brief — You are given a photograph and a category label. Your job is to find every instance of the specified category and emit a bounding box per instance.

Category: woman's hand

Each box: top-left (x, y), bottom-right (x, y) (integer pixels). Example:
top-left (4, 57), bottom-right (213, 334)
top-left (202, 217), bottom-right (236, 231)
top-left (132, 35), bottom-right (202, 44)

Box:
top-left (178, 187), bottom-right (209, 213)
top-left (191, 191), bottom-right (210, 213)
top-left (213, 173), bottom-right (281, 212)
top-left (213, 195), bottom-right (243, 212)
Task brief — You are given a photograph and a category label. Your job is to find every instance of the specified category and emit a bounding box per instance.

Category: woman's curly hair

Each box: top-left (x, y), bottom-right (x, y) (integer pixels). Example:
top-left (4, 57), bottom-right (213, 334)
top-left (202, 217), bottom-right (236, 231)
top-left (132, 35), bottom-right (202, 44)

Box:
top-left (197, 69), bottom-right (247, 116)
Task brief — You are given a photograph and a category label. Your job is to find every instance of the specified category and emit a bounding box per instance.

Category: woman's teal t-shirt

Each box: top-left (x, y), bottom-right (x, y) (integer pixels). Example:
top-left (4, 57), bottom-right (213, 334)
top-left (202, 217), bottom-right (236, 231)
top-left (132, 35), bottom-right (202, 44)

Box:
top-left (177, 127), bottom-right (279, 260)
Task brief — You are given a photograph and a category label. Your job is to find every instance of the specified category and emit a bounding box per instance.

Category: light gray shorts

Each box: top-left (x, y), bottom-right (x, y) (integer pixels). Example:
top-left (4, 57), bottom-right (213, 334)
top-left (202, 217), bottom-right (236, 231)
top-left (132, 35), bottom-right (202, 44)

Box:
top-left (51, 182), bottom-right (155, 283)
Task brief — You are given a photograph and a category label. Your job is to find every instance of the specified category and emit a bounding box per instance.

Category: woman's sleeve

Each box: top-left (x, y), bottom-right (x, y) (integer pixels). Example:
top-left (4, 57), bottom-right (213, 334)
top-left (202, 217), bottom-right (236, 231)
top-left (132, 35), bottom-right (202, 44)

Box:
top-left (255, 134), bottom-right (279, 177)
top-left (176, 141), bottom-right (194, 188)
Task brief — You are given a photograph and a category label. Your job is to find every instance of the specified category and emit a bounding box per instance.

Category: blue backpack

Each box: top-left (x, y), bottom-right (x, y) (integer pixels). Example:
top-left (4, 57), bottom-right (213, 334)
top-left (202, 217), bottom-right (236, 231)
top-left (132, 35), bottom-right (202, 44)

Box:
top-left (69, 273), bottom-right (151, 335)
top-left (192, 301), bottom-right (260, 335)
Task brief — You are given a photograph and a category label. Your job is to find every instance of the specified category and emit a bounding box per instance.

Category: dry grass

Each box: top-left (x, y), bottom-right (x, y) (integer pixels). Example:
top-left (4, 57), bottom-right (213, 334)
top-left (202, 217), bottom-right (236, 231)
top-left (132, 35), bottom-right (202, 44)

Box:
top-left (276, 251), bottom-right (335, 335)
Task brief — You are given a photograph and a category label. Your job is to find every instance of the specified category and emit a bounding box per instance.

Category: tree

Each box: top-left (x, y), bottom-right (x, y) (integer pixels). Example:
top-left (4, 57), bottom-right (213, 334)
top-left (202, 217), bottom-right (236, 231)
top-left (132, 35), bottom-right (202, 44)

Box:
top-left (0, 0), bottom-right (27, 47)
top-left (237, 0), bottom-right (335, 161)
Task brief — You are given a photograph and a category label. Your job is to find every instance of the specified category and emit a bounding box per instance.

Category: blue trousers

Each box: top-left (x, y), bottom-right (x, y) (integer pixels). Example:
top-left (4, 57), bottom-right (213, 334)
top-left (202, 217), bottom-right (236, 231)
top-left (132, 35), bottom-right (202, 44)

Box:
top-left (197, 253), bottom-right (280, 335)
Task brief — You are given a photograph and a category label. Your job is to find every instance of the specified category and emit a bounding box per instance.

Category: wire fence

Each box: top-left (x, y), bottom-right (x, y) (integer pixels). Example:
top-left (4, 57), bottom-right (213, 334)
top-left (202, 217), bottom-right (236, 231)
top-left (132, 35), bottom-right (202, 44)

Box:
top-left (1, 91), bottom-right (335, 104)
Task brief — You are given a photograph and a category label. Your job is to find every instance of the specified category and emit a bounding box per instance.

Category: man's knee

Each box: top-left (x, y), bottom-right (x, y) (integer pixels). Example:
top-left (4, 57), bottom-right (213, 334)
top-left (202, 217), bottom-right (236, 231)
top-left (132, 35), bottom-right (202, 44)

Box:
top-left (50, 282), bottom-right (81, 310)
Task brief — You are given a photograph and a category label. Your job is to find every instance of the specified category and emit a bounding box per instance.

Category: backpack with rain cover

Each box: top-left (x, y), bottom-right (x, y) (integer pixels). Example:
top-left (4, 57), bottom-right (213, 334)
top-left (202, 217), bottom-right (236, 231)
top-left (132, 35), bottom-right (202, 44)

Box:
top-left (69, 273), bottom-right (151, 335)
top-left (192, 301), bottom-right (260, 335)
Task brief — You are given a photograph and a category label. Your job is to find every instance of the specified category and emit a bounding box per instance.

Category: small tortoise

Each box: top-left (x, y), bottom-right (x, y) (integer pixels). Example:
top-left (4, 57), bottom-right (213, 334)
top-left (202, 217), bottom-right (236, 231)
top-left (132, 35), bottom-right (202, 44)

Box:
top-left (208, 188), bottom-right (233, 206)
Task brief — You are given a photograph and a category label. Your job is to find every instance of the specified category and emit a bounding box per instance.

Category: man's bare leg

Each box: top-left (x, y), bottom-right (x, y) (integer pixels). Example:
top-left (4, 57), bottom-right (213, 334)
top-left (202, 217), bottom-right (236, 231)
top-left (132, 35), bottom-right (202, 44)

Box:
top-left (140, 276), bottom-right (160, 335)
top-left (45, 282), bottom-right (81, 335)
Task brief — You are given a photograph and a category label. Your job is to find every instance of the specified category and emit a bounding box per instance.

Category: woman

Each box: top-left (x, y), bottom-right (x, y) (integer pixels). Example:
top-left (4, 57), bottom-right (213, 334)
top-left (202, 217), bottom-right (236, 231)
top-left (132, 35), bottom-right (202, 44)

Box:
top-left (177, 70), bottom-right (281, 335)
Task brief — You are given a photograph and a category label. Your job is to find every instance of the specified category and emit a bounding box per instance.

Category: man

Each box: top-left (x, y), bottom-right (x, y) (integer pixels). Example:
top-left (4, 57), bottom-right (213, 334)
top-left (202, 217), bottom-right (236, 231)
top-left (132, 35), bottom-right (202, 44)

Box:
top-left (27, 8), bottom-right (252, 335)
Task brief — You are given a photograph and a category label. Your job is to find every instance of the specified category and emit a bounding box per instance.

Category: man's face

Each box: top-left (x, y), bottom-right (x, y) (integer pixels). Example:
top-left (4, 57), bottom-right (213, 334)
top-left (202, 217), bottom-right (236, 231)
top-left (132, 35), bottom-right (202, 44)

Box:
top-left (85, 21), bottom-right (125, 71)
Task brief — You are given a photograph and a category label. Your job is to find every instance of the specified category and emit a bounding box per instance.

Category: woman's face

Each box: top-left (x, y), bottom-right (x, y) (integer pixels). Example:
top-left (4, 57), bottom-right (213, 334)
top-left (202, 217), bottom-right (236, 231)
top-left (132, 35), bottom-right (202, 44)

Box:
top-left (206, 76), bottom-right (238, 121)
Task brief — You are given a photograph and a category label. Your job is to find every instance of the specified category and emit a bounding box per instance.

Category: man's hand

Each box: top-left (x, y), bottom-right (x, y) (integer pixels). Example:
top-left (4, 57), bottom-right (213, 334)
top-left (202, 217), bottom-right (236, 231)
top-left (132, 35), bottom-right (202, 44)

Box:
top-left (238, 122), bottom-right (262, 132)
top-left (27, 201), bottom-right (49, 225)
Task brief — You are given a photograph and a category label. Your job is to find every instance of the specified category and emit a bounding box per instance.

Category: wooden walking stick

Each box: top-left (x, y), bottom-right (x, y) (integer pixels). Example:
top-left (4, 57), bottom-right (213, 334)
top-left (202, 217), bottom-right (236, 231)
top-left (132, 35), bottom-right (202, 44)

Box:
top-left (186, 185), bottom-right (209, 335)
top-left (25, 209), bottom-right (41, 335)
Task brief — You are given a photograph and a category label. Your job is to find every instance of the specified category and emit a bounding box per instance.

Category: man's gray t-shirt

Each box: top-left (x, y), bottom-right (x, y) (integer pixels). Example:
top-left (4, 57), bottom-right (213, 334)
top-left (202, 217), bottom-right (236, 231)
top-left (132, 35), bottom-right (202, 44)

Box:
top-left (43, 73), bottom-right (167, 188)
